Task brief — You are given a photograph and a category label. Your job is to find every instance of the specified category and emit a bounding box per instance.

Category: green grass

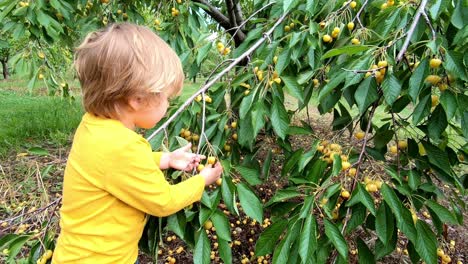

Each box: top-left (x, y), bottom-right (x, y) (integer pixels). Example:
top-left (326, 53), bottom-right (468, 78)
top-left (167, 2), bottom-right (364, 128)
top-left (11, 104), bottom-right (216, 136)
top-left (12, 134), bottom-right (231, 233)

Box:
top-left (0, 89), bottom-right (84, 155)
top-left (0, 77), bottom-right (203, 156)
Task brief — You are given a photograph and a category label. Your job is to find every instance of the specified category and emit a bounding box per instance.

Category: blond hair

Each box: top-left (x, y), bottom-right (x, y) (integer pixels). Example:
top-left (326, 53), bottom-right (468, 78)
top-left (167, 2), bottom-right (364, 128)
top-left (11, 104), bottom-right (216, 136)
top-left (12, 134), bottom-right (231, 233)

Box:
top-left (74, 23), bottom-right (184, 118)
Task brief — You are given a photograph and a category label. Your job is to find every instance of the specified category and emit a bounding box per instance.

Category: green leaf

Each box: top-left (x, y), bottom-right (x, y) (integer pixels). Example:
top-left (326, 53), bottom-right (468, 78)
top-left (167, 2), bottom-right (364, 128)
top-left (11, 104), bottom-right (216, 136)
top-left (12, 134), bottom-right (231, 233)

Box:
top-left (194, 230), bottom-right (211, 264)
top-left (360, 185), bottom-right (377, 216)
top-left (282, 149), bottom-right (303, 176)
top-left (321, 45), bottom-right (372, 59)
top-left (425, 200), bottom-right (458, 225)
top-left (357, 237), bottom-right (375, 264)
top-left (408, 59), bottom-right (429, 103)
top-left (196, 43), bottom-right (212, 65)
top-left (237, 183), bottom-right (263, 222)
top-left (421, 141), bottom-right (452, 175)
top-left (375, 227), bottom-right (397, 259)
top-left (297, 70), bottom-right (314, 85)
top-left (408, 170), bottom-right (421, 190)
top-left (298, 145), bottom-right (318, 172)
top-left (445, 50), bottom-right (467, 81)
top-left (239, 93), bottom-right (255, 119)
top-left (402, 207), bottom-right (418, 243)
top-left (376, 203), bottom-right (394, 245)
top-left (428, 105), bottom-right (448, 141)
top-left (324, 219), bottom-right (348, 261)
top-left (373, 130), bottom-right (394, 149)
top-left (7, 235), bottom-right (33, 262)
top-left (381, 74), bottom-right (402, 105)
top-left (415, 221), bottom-right (438, 264)
top-left (429, 0), bottom-right (450, 20)
top-left (299, 195), bottom-right (314, 219)
top-left (332, 154), bottom-right (342, 176)
top-left (289, 32), bottom-right (303, 48)
top-left (378, 9), bottom-right (401, 36)
top-left (255, 219), bottom-right (288, 256)
top-left (412, 95), bottom-right (431, 125)
top-left (28, 147), bottom-right (49, 156)
top-left (440, 91), bottom-right (457, 120)
top-left (167, 212), bottom-right (186, 239)
top-left (344, 56), bottom-right (371, 89)
top-left (218, 238), bottom-right (232, 264)
top-left (462, 111), bottom-right (468, 139)
top-left (238, 114), bottom-right (255, 148)
top-left (318, 71), bottom-right (346, 101)
top-left (299, 214), bottom-right (317, 264)
top-left (272, 220), bottom-right (301, 264)
top-left (262, 150), bottom-right (273, 179)
top-left (381, 184), bottom-right (403, 219)
top-left (236, 166), bottom-right (262, 186)
top-left (276, 48), bottom-right (291, 75)
top-left (221, 175), bottom-right (236, 214)
top-left (271, 97), bottom-right (289, 140)
top-left (346, 183), bottom-right (376, 216)
top-left (354, 77), bottom-right (378, 114)
top-left (282, 76), bottom-right (304, 104)
top-left (36, 10), bottom-right (53, 27)
top-left (211, 210), bottom-right (232, 241)
top-left (265, 189), bottom-right (301, 206)
top-left (324, 183), bottom-right (342, 199)
top-left (251, 102), bottom-right (267, 137)
top-left (287, 125), bottom-right (313, 135)
top-left (0, 1), bottom-right (17, 21)
top-left (451, 0), bottom-right (467, 29)
top-left (284, 0), bottom-right (301, 12)
top-left (306, 0), bottom-right (319, 14)
top-left (345, 204), bottom-right (366, 234)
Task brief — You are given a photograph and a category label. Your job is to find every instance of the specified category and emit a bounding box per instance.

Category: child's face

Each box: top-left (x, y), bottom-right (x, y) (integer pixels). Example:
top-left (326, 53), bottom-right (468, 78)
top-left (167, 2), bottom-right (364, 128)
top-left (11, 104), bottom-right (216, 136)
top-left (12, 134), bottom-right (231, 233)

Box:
top-left (132, 94), bottom-right (169, 129)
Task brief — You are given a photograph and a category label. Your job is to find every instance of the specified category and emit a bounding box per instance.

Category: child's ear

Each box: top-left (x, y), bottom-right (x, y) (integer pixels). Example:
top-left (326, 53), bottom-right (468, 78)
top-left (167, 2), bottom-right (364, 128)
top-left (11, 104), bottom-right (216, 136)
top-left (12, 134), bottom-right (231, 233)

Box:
top-left (127, 96), bottom-right (143, 111)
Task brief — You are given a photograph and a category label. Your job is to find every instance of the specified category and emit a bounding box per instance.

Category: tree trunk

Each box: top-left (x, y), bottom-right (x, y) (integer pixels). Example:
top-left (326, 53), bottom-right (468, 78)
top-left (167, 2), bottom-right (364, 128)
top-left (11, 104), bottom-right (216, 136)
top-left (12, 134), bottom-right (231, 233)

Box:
top-left (1, 59), bottom-right (8, 80)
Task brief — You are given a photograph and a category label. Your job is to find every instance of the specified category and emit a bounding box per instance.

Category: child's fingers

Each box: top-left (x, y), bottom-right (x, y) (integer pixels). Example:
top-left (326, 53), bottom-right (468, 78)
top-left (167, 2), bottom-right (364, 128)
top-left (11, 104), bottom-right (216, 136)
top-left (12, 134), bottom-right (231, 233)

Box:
top-left (179, 143), bottom-right (192, 152)
top-left (195, 154), bottom-right (206, 160)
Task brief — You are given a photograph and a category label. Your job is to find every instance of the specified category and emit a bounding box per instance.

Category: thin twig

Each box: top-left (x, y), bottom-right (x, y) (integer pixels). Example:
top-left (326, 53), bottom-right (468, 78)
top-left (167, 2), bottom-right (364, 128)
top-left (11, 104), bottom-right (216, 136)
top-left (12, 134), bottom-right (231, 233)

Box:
top-left (1, 198), bottom-right (61, 223)
top-left (40, 198), bottom-right (61, 250)
top-left (341, 66), bottom-right (385, 74)
top-left (352, 0), bottom-right (369, 28)
top-left (226, 2), bottom-right (275, 45)
top-left (421, 10), bottom-right (436, 40)
top-left (340, 101), bottom-right (378, 235)
top-left (391, 112), bottom-right (401, 175)
top-left (146, 12), bottom-right (290, 141)
top-left (196, 91), bottom-right (207, 156)
top-left (396, 0), bottom-right (429, 62)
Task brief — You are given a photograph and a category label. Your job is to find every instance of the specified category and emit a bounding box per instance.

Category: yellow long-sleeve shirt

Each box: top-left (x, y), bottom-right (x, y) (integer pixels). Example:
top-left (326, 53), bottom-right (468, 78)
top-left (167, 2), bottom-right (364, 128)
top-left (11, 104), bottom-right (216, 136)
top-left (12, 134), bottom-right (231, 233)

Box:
top-left (52, 113), bottom-right (205, 264)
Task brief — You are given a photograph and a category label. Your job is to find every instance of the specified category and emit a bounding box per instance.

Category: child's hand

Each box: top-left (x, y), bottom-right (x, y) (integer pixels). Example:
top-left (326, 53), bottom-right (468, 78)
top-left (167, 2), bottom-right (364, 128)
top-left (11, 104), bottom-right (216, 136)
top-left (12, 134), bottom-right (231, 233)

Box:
top-left (168, 143), bottom-right (205, 171)
top-left (199, 162), bottom-right (223, 186)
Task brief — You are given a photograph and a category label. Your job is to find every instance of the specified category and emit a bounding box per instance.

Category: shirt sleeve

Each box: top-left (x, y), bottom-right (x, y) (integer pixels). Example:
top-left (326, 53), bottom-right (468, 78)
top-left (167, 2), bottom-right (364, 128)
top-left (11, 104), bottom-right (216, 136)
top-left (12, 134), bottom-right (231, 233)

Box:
top-left (153, 152), bottom-right (163, 166)
top-left (103, 139), bottom-right (205, 217)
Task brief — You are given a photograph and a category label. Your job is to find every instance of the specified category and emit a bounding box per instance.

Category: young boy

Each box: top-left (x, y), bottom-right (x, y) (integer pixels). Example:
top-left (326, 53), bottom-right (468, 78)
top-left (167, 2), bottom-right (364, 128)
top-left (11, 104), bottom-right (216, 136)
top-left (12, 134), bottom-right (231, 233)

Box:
top-left (52, 23), bottom-right (223, 264)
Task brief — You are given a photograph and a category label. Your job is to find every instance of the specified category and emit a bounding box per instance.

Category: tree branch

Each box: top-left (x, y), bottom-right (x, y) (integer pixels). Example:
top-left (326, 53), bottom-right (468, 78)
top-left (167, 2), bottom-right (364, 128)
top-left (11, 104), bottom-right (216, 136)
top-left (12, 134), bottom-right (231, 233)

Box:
top-left (227, 2), bottom-right (275, 46)
top-left (233, 0), bottom-right (245, 30)
top-left (192, 0), bottom-right (247, 45)
top-left (225, 0), bottom-right (238, 27)
top-left (146, 12), bottom-right (290, 141)
top-left (192, 0), bottom-right (231, 28)
top-left (396, 0), bottom-right (429, 62)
